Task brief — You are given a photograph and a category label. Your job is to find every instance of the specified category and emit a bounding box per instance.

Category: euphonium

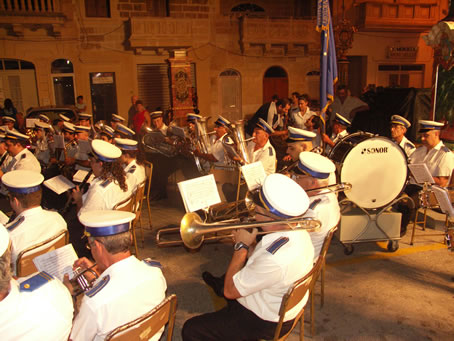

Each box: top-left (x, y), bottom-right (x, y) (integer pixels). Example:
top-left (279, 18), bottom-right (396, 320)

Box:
top-left (192, 117), bottom-right (213, 174)
top-left (222, 120), bottom-right (252, 165)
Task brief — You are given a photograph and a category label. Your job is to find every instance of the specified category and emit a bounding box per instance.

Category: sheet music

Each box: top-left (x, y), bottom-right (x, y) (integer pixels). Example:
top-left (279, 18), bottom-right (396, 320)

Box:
top-left (0, 210), bottom-right (9, 225)
top-left (408, 163), bottom-right (435, 184)
top-left (26, 118), bottom-right (40, 128)
top-left (241, 161), bottom-right (266, 191)
top-left (43, 175), bottom-right (75, 195)
top-left (33, 244), bottom-right (78, 281)
top-left (178, 174), bottom-right (221, 212)
top-left (432, 186), bottom-right (454, 218)
top-left (73, 169), bottom-right (94, 184)
top-left (53, 135), bottom-right (65, 149)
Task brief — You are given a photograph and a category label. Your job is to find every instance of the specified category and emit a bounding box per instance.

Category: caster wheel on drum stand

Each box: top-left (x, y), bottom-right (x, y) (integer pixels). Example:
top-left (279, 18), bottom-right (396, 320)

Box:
top-left (343, 244), bottom-right (354, 255)
top-left (387, 240), bottom-right (399, 252)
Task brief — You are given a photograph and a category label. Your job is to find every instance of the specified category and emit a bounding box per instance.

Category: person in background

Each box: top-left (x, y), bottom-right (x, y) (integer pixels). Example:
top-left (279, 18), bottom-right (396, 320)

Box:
top-left (288, 91), bottom-right (300, 119)
top-left (291, 94), bottom-right (316, 129)
top-left (329, 85), bottom-right (369, 123)
top-left (304, 115), bottom-right (323, 152)
top-left (128, 95), bottom-right (139, 129)
top-left (133, 100), bottom-right (151, 135)
top-left (1, 98), bottom-right (17, 119)
top-left (75, 95), bottom-right (87, 114)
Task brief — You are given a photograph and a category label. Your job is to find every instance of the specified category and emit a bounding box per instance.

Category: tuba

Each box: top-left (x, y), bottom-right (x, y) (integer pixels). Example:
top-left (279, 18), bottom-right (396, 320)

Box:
top-left (141, 126), bottom-right (180, 157)
top-left (222, 120), bottom-right (252, 165)
top-left (192, 117), bottom-right (213, 174)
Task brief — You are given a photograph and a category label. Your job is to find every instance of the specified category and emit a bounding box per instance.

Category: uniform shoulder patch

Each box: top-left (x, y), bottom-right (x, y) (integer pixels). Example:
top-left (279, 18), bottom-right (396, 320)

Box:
top-left (20, 271), bottom-right (54, 292)
top-left (6, 216), bottom-right (25, 232)
top-left (143, 258), bottom-right (162, 268)
top-left (268, 146), bottom-right (274, 156)
top-left (85, 275), bottom-right (110, 298)
top-left (441, 145), bottom-right (451, 153)
top-left (127, 165), bottom-right (137, 174)
top-left (100, 179), bottom-right (112, 188)
top-left (309, 198), bottom-right (322, 210)
top-left (266, 236), bottom-right (289, 255)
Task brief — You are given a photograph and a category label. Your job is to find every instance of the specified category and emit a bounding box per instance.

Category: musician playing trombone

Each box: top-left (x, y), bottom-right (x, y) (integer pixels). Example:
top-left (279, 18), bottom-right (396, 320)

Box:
top-left (183, 173), bottom-right (315, 341)
top-left (282, 126), bottom-right (316, 165)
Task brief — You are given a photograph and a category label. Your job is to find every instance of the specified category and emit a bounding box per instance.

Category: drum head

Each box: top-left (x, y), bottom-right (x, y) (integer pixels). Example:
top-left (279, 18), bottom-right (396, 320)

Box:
top-left (340, 136), bottom-right (407, 209)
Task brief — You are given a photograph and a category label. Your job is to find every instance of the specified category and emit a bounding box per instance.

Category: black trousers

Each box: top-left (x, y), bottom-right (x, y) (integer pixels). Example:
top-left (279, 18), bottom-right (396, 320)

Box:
top-left (182, 299), bottom-right (293, 341)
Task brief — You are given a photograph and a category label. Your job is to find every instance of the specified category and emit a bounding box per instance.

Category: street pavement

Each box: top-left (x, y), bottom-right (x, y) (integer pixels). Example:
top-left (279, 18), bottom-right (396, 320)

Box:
top-left (135, 189), bottom-right (454, 341)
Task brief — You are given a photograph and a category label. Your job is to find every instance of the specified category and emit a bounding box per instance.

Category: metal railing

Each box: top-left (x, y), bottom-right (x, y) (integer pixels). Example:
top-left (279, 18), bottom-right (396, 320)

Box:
top-left (0, 0), bottom-right (60, 14)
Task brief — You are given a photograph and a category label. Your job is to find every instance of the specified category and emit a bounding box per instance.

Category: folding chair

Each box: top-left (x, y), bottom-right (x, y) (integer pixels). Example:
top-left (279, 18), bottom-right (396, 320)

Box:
top-left (16, 230), bottom-right (68, 277)
top-left (105, 294), bottom-right (177, 341)
top-left (132, 182), bottom-right (146, 249)
top-left (308, 225), bottom-right (338, 337)
top-left (140, 161), bottom-right (153, 229)
top-left (114, 193), bottom-right (138, 255)
top-left (269, 256), bottom-right (322, 341)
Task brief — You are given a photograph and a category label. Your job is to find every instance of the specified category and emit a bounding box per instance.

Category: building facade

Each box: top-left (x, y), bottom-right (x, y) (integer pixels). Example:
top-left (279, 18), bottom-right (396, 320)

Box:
top-left (0, 0), bottom-right (448, 123)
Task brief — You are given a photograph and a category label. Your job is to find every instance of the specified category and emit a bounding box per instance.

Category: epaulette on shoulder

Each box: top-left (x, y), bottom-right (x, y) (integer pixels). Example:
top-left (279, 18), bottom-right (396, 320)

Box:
top-left (85, 275), bottom-right (110, 298)
top-left (143, 258), bottom-right (162, 268)
top-left (441, 145), bottom-right (452, 153)
top-left (268, 146), bottom-right (274, 156)
top-left (20, 271), bottom-right (54, 292)
top-left (6, 216), bottom-right (25, 232)
top-left (100, 179), bottom-right (112, 188)
top-left (266, 236), bottom-right (289, 255)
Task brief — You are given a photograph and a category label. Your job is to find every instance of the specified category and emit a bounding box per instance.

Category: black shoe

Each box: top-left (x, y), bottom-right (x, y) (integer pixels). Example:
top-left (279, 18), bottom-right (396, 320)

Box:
top-left (202, 271), bottom-right (225, 297)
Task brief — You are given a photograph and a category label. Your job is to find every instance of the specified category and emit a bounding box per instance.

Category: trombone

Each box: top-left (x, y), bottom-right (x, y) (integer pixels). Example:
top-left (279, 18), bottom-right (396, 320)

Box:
top-left (156, 212), bottom-right (321, 249)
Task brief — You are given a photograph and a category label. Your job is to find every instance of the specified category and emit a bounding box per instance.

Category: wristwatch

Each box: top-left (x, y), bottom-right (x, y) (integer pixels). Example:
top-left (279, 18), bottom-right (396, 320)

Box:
top-left (234, 241), bottom-right (249, 252)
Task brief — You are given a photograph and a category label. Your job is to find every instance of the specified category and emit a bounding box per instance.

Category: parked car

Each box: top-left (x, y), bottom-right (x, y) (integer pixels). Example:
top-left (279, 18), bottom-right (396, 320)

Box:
top-left (25, 106), bottom-right (79, 124)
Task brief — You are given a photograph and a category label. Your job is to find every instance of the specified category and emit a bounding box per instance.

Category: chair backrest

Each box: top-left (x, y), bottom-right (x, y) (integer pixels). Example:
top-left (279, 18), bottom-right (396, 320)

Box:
top-left (318, 225), bottom-right (338, 263)
top-left (133, 182), bottom-right (146, 222)
top-left (105, 294), bottom-right (178, 341)
top-left (16, 230), bottom-right (68, 277)
top-left (114, 193), bottom-right (135, 212)
top-left (273, 261), bottom-right (318, 340)
top-left (143, 160), bottom-right (153, 199)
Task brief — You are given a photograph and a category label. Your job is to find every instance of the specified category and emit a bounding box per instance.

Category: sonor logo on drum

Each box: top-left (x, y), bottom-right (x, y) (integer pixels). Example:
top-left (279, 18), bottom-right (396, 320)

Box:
top-left (361, 147), bottom-right (389, 155)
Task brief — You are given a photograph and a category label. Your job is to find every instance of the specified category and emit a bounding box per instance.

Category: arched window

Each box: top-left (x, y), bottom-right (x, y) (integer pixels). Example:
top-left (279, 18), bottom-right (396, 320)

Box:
top-left (219, 69), bottom-right (242, 121)
top-left (263, 66), bottom-right (288, 102)
top-left (51, 59), bottom-right (75, 106)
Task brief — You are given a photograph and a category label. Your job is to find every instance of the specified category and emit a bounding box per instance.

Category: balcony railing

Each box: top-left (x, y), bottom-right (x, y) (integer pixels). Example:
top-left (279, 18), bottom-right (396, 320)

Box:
top-left (0, 0), bottom-right (61, 14)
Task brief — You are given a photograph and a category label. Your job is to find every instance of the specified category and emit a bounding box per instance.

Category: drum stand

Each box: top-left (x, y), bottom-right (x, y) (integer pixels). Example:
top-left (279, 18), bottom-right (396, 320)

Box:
top-left (339, 194), bottom-right (414, 255)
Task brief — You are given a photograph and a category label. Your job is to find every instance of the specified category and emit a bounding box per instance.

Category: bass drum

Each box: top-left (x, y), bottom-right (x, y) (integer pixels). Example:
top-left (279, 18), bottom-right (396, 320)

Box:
top-left (328, 132), bottom-right (408, 209)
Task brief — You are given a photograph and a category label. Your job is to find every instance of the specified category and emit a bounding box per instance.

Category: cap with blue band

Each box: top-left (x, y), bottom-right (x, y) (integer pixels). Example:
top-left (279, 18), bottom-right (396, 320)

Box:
top-left (187, 113), bottom-right (202, 121)
top-left (2, 170), bottom-right (44, 194)
top-left (111, 114), bottom-right (125, 122)
top-left (391, 115), bottom-right (411, 129)
top-left (79, 210), bottom-right (135, 237)
top-left (6, 130), bottom-right (29, 142)
top-left (116, 123), bottom-right (135, 137)
top-left (115, 138), bottom-right (138, 151)
top-left (419, 120), bottom-right (444, 132)
top-left (215, 115), bottom-right (231, 128)
top-left (334, 113), bottom-right (351, 127)
top-left (286, 126), bottom-right (316, 143)
top-left (91, 139), bottom-right (121, 162)
top-left (297, 152), bottom-right (336, 179)
top-left (256, 118), bottom-right (274, 134)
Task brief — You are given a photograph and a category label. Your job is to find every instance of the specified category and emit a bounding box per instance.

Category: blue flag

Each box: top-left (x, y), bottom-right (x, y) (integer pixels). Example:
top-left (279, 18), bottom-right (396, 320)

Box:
top-left (317, 0), bottom-right (338, 114)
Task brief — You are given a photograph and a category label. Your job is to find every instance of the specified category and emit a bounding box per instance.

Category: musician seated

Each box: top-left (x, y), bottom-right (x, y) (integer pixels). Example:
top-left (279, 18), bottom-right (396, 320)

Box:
top-left (115, 138), bottom-right (146, 193)
top-left (186, 112), bottom-right (200, 136)
top-left (72, 140), bottom-right (129, 215)
top-left (304, 115), bottom-right (324, 151)
top-left (53, 113), bottom-right (71, 135)
top-left (110, 114), bottom-right (125, 131)
top-left (293, 152), bottom-right (340, 260)
top-left (2, 170), bottom-right (68, 275)
top-left (183, 173), bottom-right (314, 341)
top-left (150, 111), bottom-right (168, 136)
top-left (65, 210), bottom-right (167, 341)
top-left (0, 227), bottom-right (74, 340)
top-left (222, 118), bottom-right (276, 202)
top-left (0, 130), bottom-right (41, 179)
top-left (0, 134), bottom-right (11, 170)
top-left (390, 115), bottom-right (415, 157)
top-left (322, 113), bottom-right (351, 154)
top-left (282, 126), bottom-right (316, 163)
top-left (100, 125), bottom-right (115, 144)
top-left (114, 123), bottom-right (135, 139)
top-left (78, 112), bottom-right (92, 127)
top-left (2, 116), bottom-right (18, 132)
top-left (194, 115), bottom-right (230, 166)
top-left (38, 113), bottom-right (51, 124)
top-left (33, 121), bottom-right (51, 165)
top-left (69, 125), bottom-right (91, 169)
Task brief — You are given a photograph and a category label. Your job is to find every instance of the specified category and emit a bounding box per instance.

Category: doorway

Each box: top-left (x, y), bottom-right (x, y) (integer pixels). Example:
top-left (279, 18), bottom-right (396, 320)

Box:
top-left (89, 72), bottom-right (118, 122)
top-left (263, 66), bottom-right (288, 103)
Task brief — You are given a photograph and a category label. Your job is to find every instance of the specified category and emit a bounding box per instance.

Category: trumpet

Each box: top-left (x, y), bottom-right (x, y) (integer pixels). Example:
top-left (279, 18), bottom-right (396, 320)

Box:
top-left (156, 212), bottom-right (321, 249)
top-left (69, 264), bottom-right (99, 296)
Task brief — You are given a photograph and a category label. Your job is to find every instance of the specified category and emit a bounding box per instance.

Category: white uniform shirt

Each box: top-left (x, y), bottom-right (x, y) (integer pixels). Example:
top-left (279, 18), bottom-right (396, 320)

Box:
top-left (410, 141), bottom-right (454, 184)
top-left (7, 206), bottom-right (67, 275)
top-left (71, 256), bottom-right (167, 341)
top-left (125, 159), bottom-right (146, 193)
top-left (34, 136), bottom-right (50, 164)
top-left (305, 192), bottom-right (340, 260)
top-left (291, 107), bottom-right (316, 129)
top-left (233, 230), bottom-right (314, 322)
top-left (3, 148), bottom-right (41, 173)
top-left (211, 133), bottom-right (227, 166)
top-left (0, 276), bottom-right (73, 341)
top-left (247, 139), bottom-right (276, 175)
top-left (398, 135), bottom-right (415, 158)
top-left (79, 177), bottom-right (130, 216)
top-left (0, 150), bottom-right (12, 170)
